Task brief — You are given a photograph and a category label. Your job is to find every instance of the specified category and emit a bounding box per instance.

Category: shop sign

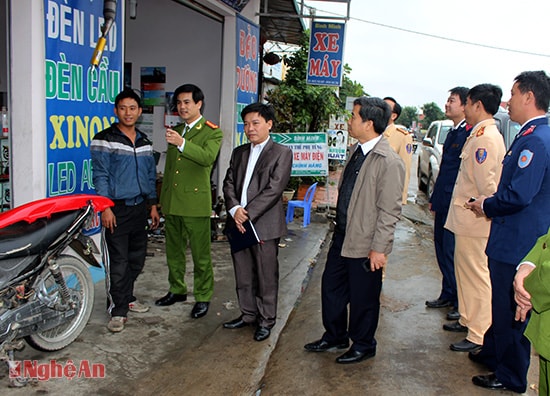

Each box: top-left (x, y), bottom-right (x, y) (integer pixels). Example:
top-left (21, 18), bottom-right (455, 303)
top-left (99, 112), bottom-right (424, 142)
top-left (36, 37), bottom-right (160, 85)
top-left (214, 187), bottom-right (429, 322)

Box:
top-left (271, 133), bottom-right (328, 176)
top-left (44, 0), bottom-right (123, 196)
top-left (235, 15), bottom-right (260, 147)
top-left (306, 22), bottom-right (346, 86)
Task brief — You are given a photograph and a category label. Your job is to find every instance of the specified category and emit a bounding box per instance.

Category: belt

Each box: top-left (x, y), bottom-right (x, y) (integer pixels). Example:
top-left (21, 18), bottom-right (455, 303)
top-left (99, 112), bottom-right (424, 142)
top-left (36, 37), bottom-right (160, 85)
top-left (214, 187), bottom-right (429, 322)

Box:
top-left (112, 196), bottom-right (145, 206)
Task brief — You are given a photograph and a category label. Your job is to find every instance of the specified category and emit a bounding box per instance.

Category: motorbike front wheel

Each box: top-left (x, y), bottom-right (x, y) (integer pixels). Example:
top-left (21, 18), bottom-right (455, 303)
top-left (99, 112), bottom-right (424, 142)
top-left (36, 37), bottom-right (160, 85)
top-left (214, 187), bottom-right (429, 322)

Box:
top-left (25, 255), bottom-right (94, 351)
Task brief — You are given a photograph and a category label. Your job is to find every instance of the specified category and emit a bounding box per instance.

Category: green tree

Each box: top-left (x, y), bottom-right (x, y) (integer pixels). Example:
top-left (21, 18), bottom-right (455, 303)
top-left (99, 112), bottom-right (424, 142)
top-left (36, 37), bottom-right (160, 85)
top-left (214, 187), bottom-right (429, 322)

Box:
top-left (266, 33), bottom-right (345, 132)
top-left (421, 102), bottom-right (445, 128)
top-left (399, 106), bottom-right (419, 128)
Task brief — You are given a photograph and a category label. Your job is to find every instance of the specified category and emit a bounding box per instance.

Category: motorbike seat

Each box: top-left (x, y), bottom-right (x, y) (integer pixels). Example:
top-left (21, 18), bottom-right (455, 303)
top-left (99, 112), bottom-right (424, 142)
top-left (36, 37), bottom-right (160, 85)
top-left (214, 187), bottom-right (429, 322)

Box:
top-left (0, 211), bottom-right (80, 260)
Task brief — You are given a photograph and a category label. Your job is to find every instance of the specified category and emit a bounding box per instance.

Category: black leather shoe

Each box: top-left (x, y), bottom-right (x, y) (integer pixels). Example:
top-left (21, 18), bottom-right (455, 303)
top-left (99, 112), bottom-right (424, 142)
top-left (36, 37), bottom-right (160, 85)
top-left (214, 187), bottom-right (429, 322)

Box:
top-left (191, 302), bottom-right (209, 318)
top-left (425, 298), bottom-right (452, 308)
top-left (155, 292), bottom-right (187, 306)
top-left (223, 316), bottom-right (251, 329)
top-left (335, 349), bottom-right (376, 364)
top-left (450, 339), bottom-right (482, 353)
top-left (446, 309), bottom-right (460, 321)
top-left (472, 373), bottom-right (505, 390)
top-left (443, 321), bottom-right (467, 332)
top-left (253, 326), bottom-right (271, 341)
top-left (304, 339), bottom-right (349, 352)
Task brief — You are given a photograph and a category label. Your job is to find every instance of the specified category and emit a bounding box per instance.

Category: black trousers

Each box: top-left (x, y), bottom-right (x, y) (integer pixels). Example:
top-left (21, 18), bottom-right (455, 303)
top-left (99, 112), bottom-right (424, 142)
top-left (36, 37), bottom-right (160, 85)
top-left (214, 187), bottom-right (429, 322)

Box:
top-left (321, 232), bottom-right (382, 353)
top-left (106, 202), bottom-right (148, 317)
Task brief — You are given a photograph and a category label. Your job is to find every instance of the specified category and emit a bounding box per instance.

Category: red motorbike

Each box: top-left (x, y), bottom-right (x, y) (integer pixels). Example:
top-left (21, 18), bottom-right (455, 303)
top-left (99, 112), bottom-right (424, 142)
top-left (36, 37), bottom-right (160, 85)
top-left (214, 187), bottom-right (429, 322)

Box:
top-left (0, 195), bottom-right (113, 386)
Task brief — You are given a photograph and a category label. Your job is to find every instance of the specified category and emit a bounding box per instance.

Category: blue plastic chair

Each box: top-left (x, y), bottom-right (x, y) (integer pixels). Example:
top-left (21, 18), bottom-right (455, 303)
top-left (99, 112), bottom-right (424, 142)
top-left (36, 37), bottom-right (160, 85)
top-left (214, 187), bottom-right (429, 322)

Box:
top-left (286, 183), bottom-right (318, 227)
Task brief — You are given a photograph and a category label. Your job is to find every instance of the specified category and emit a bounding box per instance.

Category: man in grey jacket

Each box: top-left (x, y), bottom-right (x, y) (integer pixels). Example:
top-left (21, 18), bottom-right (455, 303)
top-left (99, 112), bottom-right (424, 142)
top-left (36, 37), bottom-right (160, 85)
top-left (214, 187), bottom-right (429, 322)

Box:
top-left (304, 96), bottom-right (405, 364)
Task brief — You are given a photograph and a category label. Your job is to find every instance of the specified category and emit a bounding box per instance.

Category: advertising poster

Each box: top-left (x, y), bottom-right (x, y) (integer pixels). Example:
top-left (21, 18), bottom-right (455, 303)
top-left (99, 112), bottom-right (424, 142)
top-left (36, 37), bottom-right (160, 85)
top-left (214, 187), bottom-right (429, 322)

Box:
top-left (306, 22), bottom-right (345, 86)
top-left (271, 133), bottom-right (328, 177)
top-left (44, 0), bottom-right (123, 196)
top-left (141, 66), bottom-right (166, 106)
top-left (235, 15), bottom-right (260, 147)
top-left (328, 116), bottom-right (348, 160)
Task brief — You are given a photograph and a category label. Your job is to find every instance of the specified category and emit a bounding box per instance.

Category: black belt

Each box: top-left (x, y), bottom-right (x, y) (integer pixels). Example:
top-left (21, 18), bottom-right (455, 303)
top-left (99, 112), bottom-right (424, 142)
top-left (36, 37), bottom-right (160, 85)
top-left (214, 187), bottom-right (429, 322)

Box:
top-left (112, 197), bottom-right (145, 206)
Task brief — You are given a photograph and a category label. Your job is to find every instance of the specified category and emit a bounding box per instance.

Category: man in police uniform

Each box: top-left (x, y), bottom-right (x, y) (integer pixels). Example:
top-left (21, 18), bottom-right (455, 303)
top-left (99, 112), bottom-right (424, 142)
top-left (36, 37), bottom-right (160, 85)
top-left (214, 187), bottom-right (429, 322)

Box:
top-left (425, 87), bottom-right (469, 322)
top-left (383, 97), bottom-right (413, 205)
top-left (444, 84), bottom-right (506, 354)
top-left (468, 71), bottom-right (550, 393)
top-left (156, 84), bottom-right (223, 320)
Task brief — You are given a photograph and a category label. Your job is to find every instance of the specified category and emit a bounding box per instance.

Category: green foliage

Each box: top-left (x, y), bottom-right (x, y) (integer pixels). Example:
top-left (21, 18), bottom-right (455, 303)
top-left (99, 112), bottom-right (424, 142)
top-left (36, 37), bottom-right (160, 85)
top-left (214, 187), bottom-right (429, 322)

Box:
top-left (266, 32), bottom-right (349, 132)
top-left (399, 106), bottom-right (419, 128)
top-left (421, 102), bottom-right (445, 128)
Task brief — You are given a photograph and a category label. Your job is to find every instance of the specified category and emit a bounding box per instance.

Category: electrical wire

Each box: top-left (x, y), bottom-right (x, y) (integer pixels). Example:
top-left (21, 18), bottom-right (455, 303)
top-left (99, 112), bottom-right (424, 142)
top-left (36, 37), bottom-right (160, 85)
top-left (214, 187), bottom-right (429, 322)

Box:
top-left (311, 7), bottom-right (550, 58)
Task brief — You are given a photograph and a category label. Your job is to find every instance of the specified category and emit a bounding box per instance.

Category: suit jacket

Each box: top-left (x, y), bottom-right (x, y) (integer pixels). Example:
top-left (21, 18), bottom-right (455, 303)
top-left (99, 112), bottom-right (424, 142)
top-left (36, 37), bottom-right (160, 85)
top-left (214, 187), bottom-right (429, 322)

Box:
top-left (384, 124), bottom-right (413, 204)
top-left (223, 138), bottom-right (292, 241)
top-left (429, 120), bottom-right (469, 214)
top-left (523, 228), bottom-right (550, 359)
top-left (341, 137), bottom-right (404, 257)
top-left (445, 119), bottom-right (505, 237)
top-left (484, 117), bottom-right (550, 265)
top-left (160, 117), bottom-right (223, 217)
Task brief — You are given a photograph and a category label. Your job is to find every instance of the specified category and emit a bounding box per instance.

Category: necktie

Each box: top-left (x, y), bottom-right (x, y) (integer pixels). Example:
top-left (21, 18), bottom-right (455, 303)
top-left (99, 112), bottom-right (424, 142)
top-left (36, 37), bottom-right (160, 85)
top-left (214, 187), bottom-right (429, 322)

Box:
top-left (182, 125), bottom-right (190, 136)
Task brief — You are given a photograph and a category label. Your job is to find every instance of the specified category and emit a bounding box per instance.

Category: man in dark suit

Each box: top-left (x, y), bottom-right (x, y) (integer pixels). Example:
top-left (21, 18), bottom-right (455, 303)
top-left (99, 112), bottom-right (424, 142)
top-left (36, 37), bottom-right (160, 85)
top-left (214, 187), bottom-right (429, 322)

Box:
top-left (468, 71), bottom-right (550, 393)
top-left (222, 102), bottom-right (293, 342)
top-left (426, 87), bottom-right (469, 322)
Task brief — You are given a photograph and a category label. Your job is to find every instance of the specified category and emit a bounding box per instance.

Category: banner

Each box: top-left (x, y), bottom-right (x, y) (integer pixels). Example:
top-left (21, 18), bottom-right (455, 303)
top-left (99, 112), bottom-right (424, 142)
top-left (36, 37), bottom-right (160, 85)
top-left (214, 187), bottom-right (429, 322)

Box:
top-left (328, 116), bottom-right (348, 160)
top-left (44, 0), bottom-right (123, 196)
top-left (235, 15), bottom-right (260, 147)
top-left (307, 22), bottom-right (345, 86)
top-left (271, 133), bottom-right (328, 176)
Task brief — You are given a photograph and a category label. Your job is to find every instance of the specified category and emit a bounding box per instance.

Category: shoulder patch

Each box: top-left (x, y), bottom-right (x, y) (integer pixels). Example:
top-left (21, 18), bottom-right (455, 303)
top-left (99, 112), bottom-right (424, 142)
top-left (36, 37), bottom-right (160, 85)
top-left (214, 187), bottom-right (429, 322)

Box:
top-left (476, 126), bottom-right (485, 137)
top-left (205, 120), bottom-right (219, 129)
top-left (518, 149), bottom-right (534, 168)
top-left (406, 143), bottom-right (413, 154)
top-left (522, 125), bottom-right (535, 137)
top-left (475, 148), bottom-right (487, 164)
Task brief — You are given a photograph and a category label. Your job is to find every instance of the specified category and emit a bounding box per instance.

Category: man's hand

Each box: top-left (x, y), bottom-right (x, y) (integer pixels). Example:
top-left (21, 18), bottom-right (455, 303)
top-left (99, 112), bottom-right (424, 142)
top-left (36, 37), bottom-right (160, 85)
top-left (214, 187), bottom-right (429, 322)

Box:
top-left (369, 250), bottom-right (387, 272)
top-left (101, 207), bottom-right (116, 233)
top-left (466, 195), bottom-right (487, 217)
top-left (233, 207), bottom-right (249, 233)
top-left (165, 128), bottom-right (184, 147)
top-left (149, 205), bottom-right (160, 230)
top-left (514, 263), bottom-right (535, 322)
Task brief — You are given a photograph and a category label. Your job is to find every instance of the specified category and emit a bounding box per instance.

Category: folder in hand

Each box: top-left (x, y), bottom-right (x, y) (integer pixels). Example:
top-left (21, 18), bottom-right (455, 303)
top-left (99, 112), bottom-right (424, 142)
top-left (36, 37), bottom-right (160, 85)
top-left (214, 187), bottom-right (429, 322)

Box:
top-left (225, 220), bottom-right (261, 253)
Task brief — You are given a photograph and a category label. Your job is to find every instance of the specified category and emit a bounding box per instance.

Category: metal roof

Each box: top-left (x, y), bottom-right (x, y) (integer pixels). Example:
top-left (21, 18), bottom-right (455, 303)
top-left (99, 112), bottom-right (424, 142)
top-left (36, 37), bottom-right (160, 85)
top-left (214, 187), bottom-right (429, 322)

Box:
top-left (259, 0), bottom-right (306, 45)
top-left (258, 0), bottom-right (350, 45)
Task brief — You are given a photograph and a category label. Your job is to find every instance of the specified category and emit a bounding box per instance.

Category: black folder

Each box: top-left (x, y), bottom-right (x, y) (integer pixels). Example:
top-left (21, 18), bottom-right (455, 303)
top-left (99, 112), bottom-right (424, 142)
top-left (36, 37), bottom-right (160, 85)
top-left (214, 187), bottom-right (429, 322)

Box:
top-left (225, 220), bottom-right (261, 253)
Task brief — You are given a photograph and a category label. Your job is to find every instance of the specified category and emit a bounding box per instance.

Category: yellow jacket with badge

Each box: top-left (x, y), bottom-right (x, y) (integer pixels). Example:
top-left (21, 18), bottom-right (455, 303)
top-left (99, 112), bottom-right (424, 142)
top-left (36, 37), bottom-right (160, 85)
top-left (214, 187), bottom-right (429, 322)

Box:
top-left (523, 229), bottom-right (550, 359)
top-left (445, 119), bottom-right (505, 237)
top-left (160, 117), bottom-right (223, 217)
top-left (384, 123), bottom-right (412, 204)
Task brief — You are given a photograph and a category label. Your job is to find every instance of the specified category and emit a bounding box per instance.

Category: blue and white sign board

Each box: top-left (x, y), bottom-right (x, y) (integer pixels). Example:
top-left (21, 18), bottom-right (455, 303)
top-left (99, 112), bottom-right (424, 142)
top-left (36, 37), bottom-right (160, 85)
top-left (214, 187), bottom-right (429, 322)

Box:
top-left (44, 0), bottom-right (123, 196)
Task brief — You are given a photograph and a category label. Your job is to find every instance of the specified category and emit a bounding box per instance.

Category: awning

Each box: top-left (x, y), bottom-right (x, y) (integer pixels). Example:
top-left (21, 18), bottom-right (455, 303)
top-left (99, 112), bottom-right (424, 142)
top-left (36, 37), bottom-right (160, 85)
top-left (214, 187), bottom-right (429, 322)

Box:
top-left (259, 0), bottom-right (306, 45)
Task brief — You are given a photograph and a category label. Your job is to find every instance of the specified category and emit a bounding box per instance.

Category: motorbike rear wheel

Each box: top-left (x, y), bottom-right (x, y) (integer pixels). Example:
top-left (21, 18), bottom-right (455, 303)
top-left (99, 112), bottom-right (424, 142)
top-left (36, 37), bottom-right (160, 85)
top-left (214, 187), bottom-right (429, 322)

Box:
top-left (25, 255), bottom-right (94, 351)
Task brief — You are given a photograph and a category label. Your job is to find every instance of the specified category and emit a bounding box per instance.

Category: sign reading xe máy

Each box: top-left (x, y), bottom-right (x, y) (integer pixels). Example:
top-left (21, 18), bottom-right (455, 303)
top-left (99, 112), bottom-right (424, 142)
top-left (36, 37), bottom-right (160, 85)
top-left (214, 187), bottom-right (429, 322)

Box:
top-left (306, 22), bottom-right (345, 86)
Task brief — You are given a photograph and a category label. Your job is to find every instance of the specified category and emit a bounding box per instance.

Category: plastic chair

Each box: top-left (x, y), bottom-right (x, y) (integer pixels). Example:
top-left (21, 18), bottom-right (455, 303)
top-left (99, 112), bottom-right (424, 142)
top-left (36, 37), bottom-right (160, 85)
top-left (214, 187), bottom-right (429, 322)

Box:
top-left (286, 183), bottom-right (318, 227)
